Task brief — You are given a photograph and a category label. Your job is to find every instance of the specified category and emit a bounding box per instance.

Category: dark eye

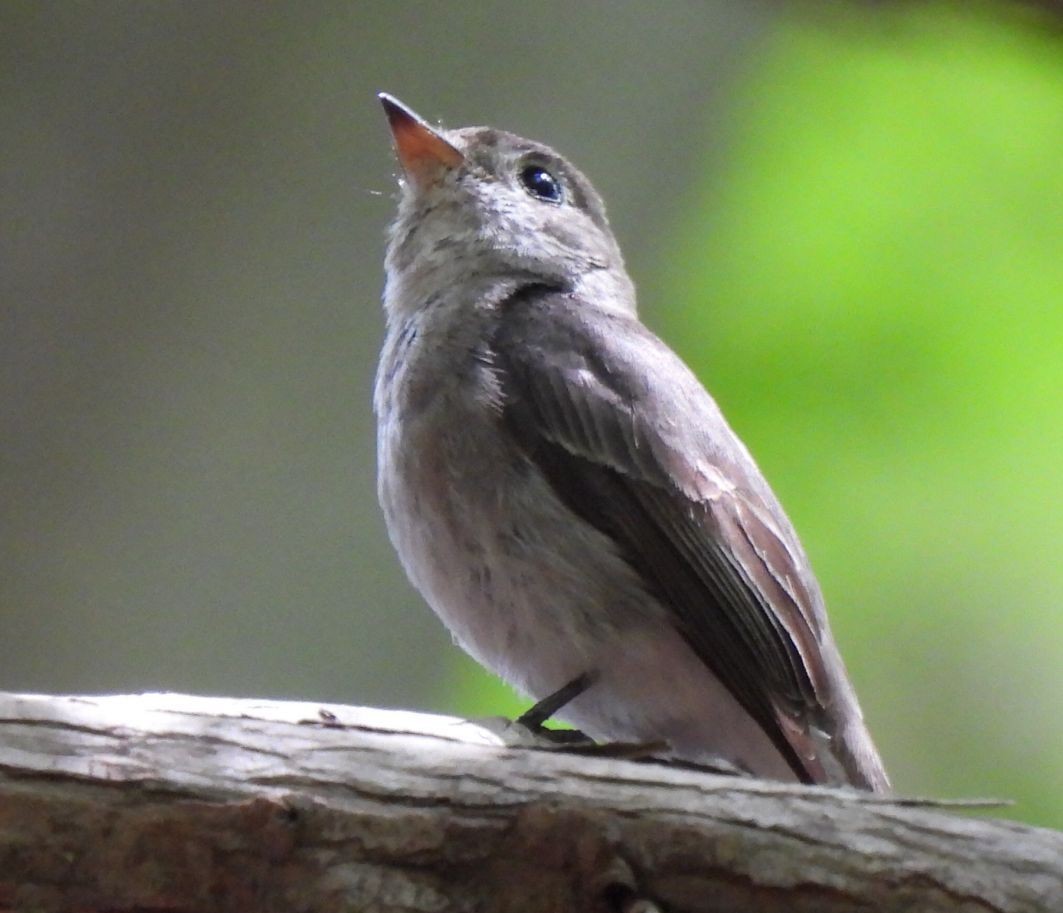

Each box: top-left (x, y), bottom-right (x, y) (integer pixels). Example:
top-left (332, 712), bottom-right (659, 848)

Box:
top-left (519, 164), bottom-right (563, 203)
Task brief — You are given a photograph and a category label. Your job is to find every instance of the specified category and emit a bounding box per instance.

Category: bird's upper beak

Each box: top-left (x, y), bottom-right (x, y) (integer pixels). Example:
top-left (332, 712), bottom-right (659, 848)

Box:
top-left (379, 93), bottom-right (464, 188)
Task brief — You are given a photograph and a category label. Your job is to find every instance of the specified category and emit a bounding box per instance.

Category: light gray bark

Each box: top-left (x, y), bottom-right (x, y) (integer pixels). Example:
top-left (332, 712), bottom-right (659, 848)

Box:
top-left (0, 692), bottom-right (1059, 913)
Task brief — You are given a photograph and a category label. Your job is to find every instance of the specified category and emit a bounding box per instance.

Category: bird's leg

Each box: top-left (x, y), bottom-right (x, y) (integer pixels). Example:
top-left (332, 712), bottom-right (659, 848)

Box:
top-left (507, 671), bottom-right (668, 759)
top-left (517, 674), bottom-right (755, 774)
top-left (516, 669), bottom-right (598, 732)
top-left (505, 670), bottom-right (600, 747)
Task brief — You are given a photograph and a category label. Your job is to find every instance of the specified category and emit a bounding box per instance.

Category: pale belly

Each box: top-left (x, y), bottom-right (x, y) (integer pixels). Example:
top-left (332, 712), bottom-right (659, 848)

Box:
top-left (376, 364), bottom-right (796, 781)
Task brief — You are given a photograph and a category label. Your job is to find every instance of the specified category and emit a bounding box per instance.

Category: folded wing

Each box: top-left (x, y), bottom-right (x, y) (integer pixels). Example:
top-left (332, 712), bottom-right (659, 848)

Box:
top-left (493, 286), bottom-right (837, 783)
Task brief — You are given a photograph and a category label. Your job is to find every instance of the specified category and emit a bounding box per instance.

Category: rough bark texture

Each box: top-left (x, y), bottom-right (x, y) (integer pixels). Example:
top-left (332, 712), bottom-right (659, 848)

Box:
top-left (0, 692), bottom-right (1059, 913)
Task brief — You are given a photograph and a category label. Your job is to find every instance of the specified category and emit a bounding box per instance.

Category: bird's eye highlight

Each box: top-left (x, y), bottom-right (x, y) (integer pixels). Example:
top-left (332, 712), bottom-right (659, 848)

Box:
top-left (519, 164), bottom-right (563, 203)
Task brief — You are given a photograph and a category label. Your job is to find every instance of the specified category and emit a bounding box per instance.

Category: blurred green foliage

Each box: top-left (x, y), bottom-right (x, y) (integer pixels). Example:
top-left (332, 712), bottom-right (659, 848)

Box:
top-left (454, 3), bottom-right (1062, 829)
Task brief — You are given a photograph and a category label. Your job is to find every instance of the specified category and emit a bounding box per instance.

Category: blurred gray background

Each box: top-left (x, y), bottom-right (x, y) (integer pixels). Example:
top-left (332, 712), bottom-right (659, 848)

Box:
top-left (2, 2), bottom-right (766, 704)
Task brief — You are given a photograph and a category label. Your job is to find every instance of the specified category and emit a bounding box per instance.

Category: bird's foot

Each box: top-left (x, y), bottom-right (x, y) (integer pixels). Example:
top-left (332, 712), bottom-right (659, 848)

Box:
top-left (497, 670), bottom-right (598, 750)
top-left (508, 672), bottom-right (667, 758)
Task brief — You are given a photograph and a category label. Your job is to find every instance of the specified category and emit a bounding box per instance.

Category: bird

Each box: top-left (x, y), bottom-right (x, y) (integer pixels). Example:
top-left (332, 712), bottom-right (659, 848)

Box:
top-left (374, 93), bottom-right (890, 792)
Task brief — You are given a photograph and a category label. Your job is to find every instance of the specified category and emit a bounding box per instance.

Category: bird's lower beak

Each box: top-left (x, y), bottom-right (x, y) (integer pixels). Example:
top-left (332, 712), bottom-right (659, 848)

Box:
top-left (379, 93), bottom-right (464, 188)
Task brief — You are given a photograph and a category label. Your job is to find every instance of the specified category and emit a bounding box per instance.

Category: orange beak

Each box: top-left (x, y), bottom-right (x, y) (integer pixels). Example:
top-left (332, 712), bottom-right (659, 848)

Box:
top-left (379, 93), bottom-right (464, 188)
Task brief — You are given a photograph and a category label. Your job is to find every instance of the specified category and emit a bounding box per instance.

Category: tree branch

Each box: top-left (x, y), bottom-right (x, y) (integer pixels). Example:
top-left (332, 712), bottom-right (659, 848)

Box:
top-left (0, 692), bottom-right (1058, 912)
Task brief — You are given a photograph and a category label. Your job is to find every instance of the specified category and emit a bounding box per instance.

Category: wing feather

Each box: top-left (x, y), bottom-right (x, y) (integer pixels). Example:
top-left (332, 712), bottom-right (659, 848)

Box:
top-left (494, 286), bottom-right (833, 781)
